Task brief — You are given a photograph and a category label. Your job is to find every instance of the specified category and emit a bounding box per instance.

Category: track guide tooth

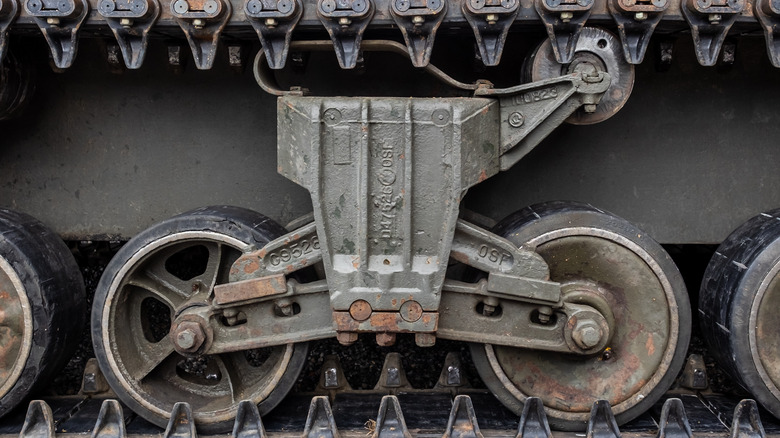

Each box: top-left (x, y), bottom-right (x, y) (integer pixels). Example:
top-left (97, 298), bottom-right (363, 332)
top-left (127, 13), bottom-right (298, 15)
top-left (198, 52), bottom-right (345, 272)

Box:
top-left (375, 353), bottom-right (411, 392)
top-left (91, 400), bottom-right (126, 438)
top-left (19, 401), bottom-right (54, 438)
top-left (443, 395), bottom-right (483, 438)
top-left (586, 401), bottom-right (620, 438)
top-left (435, 352), bottom-right (470, 390)
top-left (373, 396), bottom-right (411, 438)
top-left (232, 401), bottom-right (266, 438)
top-left (163, 403), bottom-right (197, 438)
top-left (302, 397), bottom-right (339, 438)
top-left (317, 355), bottom-right (352, 394)
top-left (516, 398), bottom-right (551, 438)
top-left (732, 400), bottom-right (766, 438)
top-left (657, 399), bottom-right (692, 438)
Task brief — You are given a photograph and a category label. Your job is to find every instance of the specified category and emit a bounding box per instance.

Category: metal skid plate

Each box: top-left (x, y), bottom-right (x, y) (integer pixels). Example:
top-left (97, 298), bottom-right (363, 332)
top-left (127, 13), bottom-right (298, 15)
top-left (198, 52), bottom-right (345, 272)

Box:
top-left (277, 97), bottom-right (499, 320)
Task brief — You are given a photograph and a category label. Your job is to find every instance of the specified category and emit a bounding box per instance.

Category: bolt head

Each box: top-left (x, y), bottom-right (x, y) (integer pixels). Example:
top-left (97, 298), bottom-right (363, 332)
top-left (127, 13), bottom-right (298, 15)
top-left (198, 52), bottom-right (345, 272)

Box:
top-left (584, 104), bottom-right (598, 113)
top-left (176, 329), bottom-right (197, 349)
top-left (634, 11), bottom-right (647, 20)
top-left (572, 321), bottom-right (603, 350)
top-left (172, 321), bottom-right (206, 353)
top-left (336, 332), bottom-right (358, 346)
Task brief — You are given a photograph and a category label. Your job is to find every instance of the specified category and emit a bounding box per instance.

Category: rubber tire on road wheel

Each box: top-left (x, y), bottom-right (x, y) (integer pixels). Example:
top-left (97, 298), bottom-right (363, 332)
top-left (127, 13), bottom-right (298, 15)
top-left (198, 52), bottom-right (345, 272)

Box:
top-left (0, 209), bottom-right (85, 418)
top-left (699, 208), bottom-right (780, 418)
top-left (91, 206), bottom-right (309, 433)
top-left (470, 201), bottom-right (691, 431)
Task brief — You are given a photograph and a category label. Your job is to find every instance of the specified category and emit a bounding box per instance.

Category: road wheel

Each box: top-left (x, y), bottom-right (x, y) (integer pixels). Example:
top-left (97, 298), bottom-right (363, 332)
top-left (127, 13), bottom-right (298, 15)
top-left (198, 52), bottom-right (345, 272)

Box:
top-left (470, 201), bottom-right (690, 430)
top-left (92, 206), bottom-right (308, 433)
top-left (0, 208), bottom-right (84, 418)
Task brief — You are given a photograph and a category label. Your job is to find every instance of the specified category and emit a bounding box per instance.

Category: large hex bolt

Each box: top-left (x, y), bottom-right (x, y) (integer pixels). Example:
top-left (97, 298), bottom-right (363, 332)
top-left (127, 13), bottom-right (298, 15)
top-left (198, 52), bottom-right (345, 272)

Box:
top-left (571, 320), bottom-right (603, 350)
top-left (172, 321), bottom-right (206, 354)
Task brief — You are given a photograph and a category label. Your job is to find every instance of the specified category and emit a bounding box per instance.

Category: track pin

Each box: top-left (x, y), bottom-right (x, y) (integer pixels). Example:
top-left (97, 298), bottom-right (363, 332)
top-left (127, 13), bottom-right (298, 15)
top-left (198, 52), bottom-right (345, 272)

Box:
top-left (303, 397), bottom-right (339, 438)
top-left (586, 401), bottom-right (621, 438)
top-left (443, 395), bottom-right (484, 438)
top-left (163, 403), bottom-right (197, 438)
top-left (731, 400), bottom-right (765, 438)
top-left (19, 401), bottom-right (54, 438)
top-left (375, 353), bottom-right (411, 392)
top-left (372, 396), bottom-right (411, 438)
top-left (91, 400), bottom-right (126, 438)
top-left (516, 398), bottom-right (551, 438)
top-left (656, 399), bottom-right (692, 438)
top-left (232, 401), bottom-right (266, 438)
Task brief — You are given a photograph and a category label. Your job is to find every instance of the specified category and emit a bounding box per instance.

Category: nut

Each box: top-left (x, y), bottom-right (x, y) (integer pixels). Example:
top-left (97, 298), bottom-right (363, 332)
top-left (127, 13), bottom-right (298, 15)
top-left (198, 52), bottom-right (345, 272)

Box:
top-left (172, 321), bottom-right (206, 353)
top-left (572, 321), bottom-right (603, 350)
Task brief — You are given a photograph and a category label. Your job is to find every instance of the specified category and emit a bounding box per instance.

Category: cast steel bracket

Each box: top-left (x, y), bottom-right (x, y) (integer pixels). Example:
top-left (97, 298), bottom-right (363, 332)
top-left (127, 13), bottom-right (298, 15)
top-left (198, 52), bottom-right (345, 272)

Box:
top-left (98, 0), bottom-right (160, 69)
top-left (476, 70), bottom-right (611, 170)
top-left (23, 0), bottom-right (88, 68)
top-left (462, 0), bottom-right (519, 66)
top-left (245, 0), bottom-right (303, 69)
top-left (608, 0), bottom-right (667, 64)
top-left (207, 70), bottom-right (611, 352)
top-left (536, 0), bottom-right (593, 64)
top-left (317, 0), bottom-right (374, 69)
top-left (0, 0), bottom-right (18, 63)
top-left (170, 0), bottom-right (232, 69)
top-left (681, 0), bottom-right (744, 66)
top-left (390, 0), bottom-right (446, 67)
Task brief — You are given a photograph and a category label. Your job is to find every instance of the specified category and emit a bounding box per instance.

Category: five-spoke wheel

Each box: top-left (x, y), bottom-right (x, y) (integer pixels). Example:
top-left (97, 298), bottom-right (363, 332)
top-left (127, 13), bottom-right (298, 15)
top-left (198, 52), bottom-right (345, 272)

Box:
top-left (91, 206), bottom-right (308, 433)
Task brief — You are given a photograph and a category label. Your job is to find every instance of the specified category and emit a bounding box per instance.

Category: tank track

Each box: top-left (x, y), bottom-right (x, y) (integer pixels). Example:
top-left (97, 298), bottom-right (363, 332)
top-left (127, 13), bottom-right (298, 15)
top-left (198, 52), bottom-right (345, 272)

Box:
top-left (0, 0), bottom-right (778, 70)
top-left (0, 342), bottom-right (776, 438)
top-left (0, 376), bottom-right (775, 438)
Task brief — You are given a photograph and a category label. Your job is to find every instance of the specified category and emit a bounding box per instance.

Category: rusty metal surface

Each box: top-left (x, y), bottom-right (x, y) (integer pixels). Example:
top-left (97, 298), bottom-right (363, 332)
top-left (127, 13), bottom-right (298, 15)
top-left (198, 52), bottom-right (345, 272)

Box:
top-left (214, 273), bottom-right (288, 305)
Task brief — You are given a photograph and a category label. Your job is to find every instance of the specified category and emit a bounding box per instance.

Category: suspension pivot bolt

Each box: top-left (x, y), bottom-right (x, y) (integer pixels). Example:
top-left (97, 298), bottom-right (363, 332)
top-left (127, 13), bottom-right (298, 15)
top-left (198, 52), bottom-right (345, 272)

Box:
top-left (173, 321), bottom-right (206, 353)
top-left (572, 321), bottom-right (603, 350)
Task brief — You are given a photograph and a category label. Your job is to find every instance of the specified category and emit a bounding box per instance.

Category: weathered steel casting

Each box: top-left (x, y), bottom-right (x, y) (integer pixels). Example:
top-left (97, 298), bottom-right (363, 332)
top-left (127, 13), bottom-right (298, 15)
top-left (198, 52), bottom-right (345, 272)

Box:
top-left (23, 0), bottom-right (88, 68)
top-left (170, 0), bottom-right (231, 69)
top-left (316, 0), bottom-right (374, 69)
top-left (245, 0), bottom-right (303, 69)
top-left (98, 0), bottom-right (160, 68)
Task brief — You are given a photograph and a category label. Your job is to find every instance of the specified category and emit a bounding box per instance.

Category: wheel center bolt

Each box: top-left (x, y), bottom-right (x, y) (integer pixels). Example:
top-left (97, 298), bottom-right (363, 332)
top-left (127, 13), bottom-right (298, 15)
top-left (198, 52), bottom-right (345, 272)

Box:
top-left (572, 321), bottom-right (602, 350)
top-left (176, 329), bottom-right (196, 349)
top-left (172, 320), bottom-right (206, 353)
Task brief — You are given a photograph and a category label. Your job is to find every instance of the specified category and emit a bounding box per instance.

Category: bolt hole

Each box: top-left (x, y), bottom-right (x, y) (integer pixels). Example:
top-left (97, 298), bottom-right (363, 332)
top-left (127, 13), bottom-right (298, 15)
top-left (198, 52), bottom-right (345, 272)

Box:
top-left (597, 38), bottom-right (608, 49)
top-left (383, 258), bottom-right (390, 265)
